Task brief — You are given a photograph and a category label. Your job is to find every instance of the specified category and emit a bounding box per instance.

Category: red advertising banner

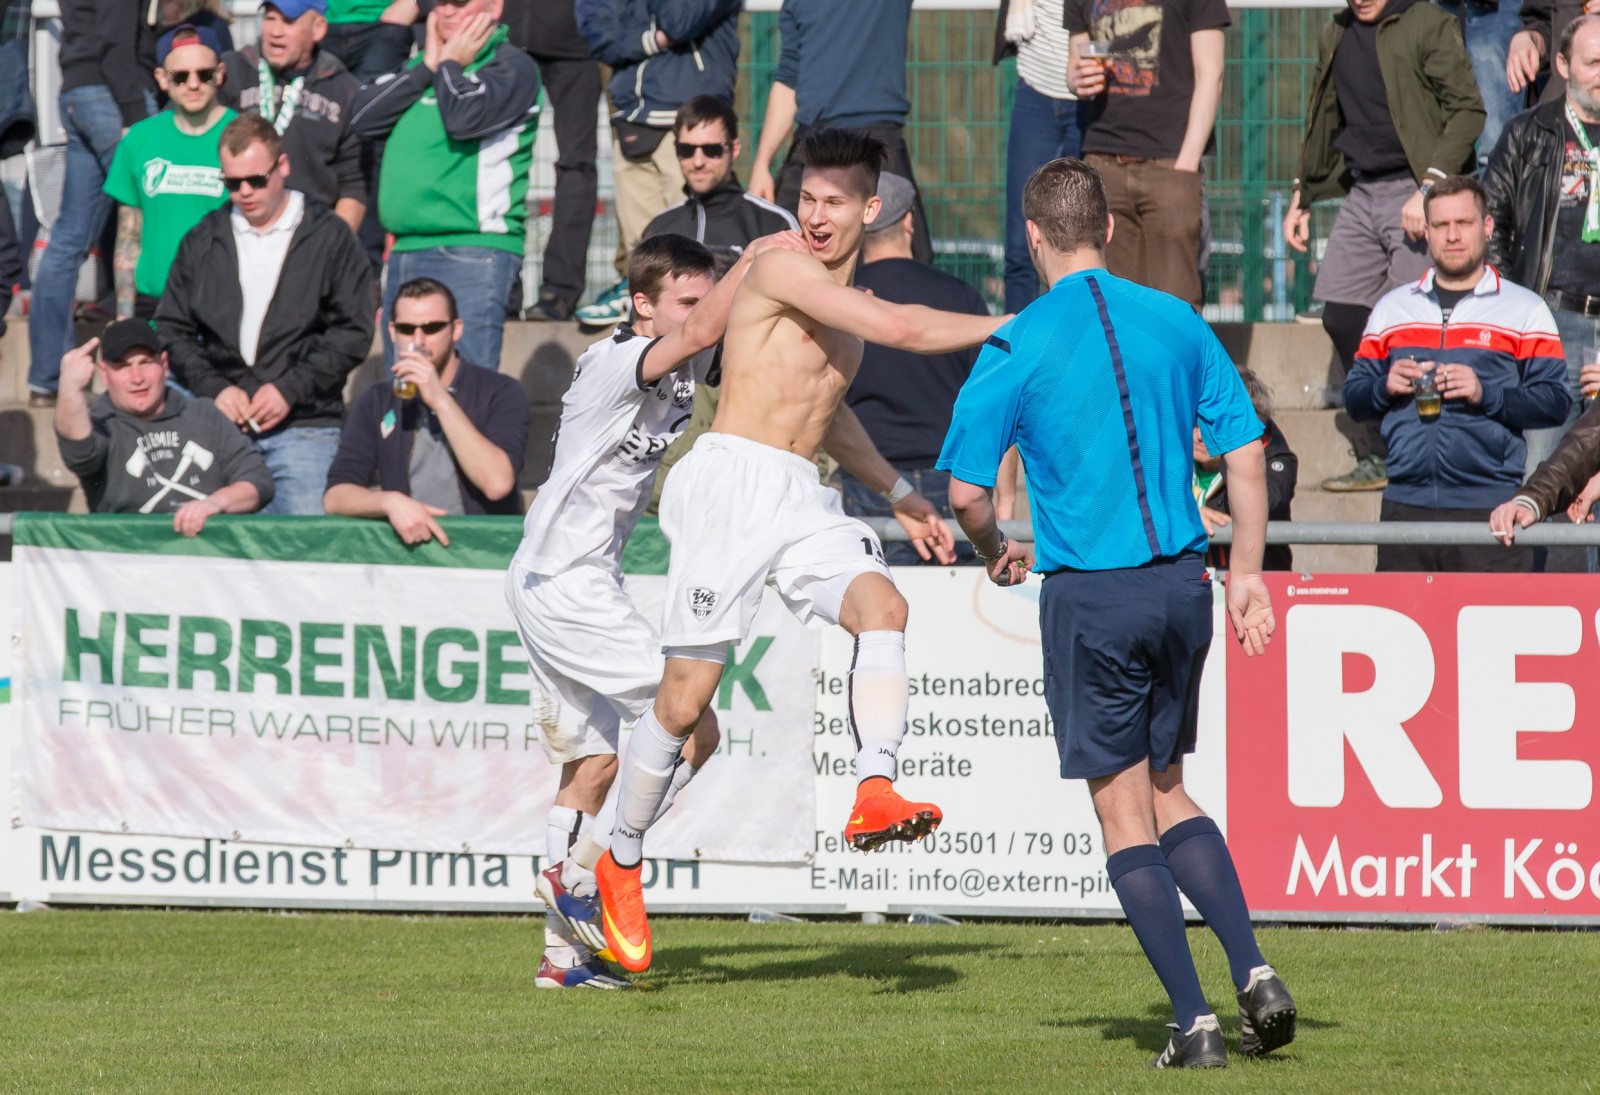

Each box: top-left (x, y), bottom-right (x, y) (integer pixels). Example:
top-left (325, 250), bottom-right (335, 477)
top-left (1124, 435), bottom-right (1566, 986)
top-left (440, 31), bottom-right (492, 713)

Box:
top-left (1227, 573), bottom-right (1600, 922)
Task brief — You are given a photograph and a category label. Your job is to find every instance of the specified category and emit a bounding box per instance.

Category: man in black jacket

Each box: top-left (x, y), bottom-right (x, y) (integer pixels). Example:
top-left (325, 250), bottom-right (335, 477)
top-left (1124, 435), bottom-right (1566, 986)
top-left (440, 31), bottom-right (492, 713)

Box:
top-left (156, 114), bottom-right (374, 515)
top-left (219, 0), bottom-right (367, 234)
top-left (643, 96), bottom-right (800, 251)
top-left (28, 0), bottom-right (158, 405)
top-left (1487, 13), bottom-right (1600, 474)
top-left (324, 277), bottom-right (531, 542)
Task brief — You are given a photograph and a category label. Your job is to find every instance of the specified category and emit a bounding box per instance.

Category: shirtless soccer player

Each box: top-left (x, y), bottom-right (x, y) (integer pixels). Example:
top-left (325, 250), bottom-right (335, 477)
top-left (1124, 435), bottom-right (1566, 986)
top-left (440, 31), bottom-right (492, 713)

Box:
top-left (595, 127), bottom-right (1010, 972)
top-left (507, 232), bottom-right (803, 989)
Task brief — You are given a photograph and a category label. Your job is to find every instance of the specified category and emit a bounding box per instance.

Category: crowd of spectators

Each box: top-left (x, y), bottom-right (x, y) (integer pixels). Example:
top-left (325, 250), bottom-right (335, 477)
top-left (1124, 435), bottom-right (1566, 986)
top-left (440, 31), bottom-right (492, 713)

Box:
top-left (0, 0), bottom-right (1593, 568)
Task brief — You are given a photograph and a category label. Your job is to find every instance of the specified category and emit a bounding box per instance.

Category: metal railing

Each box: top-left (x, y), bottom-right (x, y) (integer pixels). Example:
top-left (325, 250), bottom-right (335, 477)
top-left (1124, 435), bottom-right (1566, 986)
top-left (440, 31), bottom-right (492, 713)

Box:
top-left (8, 513), bottom-right (1594, 550)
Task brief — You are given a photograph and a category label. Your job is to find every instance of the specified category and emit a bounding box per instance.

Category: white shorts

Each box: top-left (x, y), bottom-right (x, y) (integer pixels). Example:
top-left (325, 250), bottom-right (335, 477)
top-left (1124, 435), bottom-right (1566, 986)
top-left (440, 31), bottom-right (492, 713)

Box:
top-left (659, 432), bottom-right (891, 650)
top-left (504, 563), bottom-right (661, 764)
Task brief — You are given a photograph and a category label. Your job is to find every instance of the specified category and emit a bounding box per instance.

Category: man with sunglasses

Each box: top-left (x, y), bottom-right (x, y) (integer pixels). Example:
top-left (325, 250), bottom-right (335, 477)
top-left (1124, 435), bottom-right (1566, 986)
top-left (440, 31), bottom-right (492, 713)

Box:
top-left (573, 0), bottom-right (742, 330)
top-left (156, 113), bottom-right (373, 515)
top-left (324, 276), bottom-right (531, 539)
top-left (104, 24), bottom-right (235, 321)
top-left (218, 0), bottom-right (367, 234)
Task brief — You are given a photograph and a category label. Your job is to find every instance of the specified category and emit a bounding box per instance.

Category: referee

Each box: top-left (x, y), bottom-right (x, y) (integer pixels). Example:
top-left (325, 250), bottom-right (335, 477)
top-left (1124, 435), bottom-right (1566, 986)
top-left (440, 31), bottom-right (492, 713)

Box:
top-left (937, 158), bottom-right (1296, 1070)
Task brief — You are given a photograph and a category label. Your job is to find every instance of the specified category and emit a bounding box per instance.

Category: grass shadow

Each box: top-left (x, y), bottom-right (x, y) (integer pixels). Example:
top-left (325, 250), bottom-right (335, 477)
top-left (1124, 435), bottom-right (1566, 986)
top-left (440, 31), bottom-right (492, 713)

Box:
top-left (656, 940), bottom-right (992, 994)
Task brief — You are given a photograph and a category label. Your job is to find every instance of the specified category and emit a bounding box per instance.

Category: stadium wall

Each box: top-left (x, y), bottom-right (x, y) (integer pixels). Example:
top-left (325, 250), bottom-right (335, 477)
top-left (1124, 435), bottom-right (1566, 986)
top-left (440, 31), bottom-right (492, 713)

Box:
top-left (3, 516), bottom-right (1598, 925)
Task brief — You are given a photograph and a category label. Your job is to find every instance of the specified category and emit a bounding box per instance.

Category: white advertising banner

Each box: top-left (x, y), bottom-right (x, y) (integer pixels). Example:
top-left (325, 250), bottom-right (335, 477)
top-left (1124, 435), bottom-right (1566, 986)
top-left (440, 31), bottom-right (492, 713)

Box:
top-left (0, 517), bottom-right (1228, 917)
top-left (9, 521), bottom-right (816, 866)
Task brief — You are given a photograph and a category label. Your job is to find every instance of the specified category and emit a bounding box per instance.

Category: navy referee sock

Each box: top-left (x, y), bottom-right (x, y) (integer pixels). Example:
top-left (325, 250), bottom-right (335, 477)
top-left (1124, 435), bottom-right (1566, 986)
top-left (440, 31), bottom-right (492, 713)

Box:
top-left (1106, 844), bottom-right (1210, 1031)
top-left (1160, 815), bottom-right (1266, 991)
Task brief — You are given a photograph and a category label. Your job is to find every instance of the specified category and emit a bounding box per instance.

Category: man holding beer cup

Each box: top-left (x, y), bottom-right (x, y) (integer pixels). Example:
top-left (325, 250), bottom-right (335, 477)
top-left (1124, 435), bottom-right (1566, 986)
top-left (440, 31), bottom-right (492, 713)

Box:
top-left (1343, 174), bottom-right (1570, 572)
top-left (323, 277), bottom-right (532, 543)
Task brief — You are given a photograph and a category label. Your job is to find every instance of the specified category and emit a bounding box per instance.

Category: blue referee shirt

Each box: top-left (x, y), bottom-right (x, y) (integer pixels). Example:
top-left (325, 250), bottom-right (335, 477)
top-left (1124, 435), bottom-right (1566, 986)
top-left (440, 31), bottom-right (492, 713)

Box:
top-left (936, 270), bottom-right (1262, 573)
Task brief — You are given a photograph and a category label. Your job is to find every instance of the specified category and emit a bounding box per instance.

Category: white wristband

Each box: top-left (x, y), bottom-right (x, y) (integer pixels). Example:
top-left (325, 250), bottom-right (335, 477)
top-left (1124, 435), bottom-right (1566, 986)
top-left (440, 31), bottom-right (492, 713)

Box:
top-left (882, 476), bottom-right (915, 505)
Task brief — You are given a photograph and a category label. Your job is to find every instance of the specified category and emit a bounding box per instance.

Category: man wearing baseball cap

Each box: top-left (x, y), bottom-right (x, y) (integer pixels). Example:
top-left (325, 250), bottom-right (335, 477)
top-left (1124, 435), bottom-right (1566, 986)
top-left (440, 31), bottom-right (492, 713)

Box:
top-left (53, 321), bottom-right (275, 535)
top-left (839, 171), bottom-right (994, 565)
top-left (218, 0), bottom-right (367, 234)
top-left (104, 24), bottom-right (236, 321)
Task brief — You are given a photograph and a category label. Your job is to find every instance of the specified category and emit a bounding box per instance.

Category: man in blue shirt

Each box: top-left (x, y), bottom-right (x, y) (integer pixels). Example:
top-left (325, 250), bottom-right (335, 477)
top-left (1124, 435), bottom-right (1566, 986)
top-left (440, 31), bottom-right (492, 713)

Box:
top-left (939, 157), bottom-right (1295, 1070)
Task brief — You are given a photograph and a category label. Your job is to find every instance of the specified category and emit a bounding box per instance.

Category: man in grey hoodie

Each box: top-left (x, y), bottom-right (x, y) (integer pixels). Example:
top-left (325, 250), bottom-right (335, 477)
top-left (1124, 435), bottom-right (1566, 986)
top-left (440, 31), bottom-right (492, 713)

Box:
top-left (53, 319), bottom-right (275, 535)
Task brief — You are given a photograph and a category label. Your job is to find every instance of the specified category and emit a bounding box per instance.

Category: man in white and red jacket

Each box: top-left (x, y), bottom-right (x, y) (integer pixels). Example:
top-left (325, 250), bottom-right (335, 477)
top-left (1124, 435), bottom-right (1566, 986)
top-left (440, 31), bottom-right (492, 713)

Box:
top-left (1345, 174), bottom-right (1569, 572)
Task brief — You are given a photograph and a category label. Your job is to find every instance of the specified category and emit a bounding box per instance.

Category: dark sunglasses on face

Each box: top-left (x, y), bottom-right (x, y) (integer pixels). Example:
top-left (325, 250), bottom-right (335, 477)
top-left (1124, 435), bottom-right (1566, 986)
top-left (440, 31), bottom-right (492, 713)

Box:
top-left (223, 173), bottom-right (273, 191)
top-left (165, 66), bottom-right (217, 86)
top-left (675, 141), bottom-right (728, 160)
top-left (393, 320), bottom-right (452, 336)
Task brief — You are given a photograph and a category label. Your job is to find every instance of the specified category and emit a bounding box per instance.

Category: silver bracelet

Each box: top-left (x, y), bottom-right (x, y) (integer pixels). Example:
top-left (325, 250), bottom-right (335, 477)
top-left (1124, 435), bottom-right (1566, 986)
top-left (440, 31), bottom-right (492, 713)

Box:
top-left (882, 475), bottom-right (915, 505)
top-left (974, 535), bottom-right (1008, 564)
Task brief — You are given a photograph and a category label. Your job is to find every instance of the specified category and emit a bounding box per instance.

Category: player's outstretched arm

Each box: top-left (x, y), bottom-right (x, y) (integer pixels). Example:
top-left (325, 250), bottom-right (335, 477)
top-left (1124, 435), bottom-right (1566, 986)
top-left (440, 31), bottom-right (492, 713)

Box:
top-left (1218, 438), bottom-right (1274, 656)
top-left (638, 231), bottom-right (808, 384)
top-left (749, 250), bottom-right (1009, 354)
top-left (823, 404), bottom-right (956, 564)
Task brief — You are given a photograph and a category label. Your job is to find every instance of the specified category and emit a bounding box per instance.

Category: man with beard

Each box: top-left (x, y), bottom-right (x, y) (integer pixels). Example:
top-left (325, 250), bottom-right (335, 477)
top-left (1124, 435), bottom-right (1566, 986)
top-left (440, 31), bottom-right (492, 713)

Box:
top-left (1486, 13), bottom-right (1600, 474)
top-left (323, 276), bottom-right (530, 538)
top-left (1344, 174), bottom-right (1569, 572)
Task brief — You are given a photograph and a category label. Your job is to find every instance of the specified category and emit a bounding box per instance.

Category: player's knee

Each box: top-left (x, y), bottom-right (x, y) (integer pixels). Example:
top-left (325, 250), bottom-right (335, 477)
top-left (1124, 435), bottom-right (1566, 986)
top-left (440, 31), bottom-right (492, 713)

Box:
top-left (654, 693), bottom-right (709, 738)
top-left (851, 587), bottom-right (909, 633)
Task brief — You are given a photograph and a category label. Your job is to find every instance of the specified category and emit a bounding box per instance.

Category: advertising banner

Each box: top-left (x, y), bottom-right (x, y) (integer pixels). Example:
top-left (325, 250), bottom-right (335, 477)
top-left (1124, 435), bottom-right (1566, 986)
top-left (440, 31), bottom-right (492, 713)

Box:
top-left (1227, 573), bottom-right (1600, 922)
top-left (11, 517), bottom-right (816, 864)
top-left (0, 517), bottom-right (1159, 916)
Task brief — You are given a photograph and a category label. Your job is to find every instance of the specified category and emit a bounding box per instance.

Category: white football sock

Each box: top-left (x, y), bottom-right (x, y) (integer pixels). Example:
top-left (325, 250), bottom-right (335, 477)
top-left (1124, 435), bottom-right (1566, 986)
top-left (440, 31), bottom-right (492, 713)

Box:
top-left (544, 916), bottom-right (586, 965)
top-left (849, 630), bottom-right (909, 783)
top-left (610, 708), bottom-right (686, 867)
top-left (650, 757), bottom-right (700, 823)
top-left (545, 805), bottom-right (580, 869)
top-left (567, 787), bottom-right (617, 881)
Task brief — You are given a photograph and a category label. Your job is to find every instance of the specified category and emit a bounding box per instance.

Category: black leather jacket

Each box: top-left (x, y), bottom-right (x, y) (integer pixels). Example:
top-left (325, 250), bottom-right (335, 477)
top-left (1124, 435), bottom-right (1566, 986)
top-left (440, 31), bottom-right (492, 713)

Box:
top-left (1484, 99), bottom-right (1568, 296)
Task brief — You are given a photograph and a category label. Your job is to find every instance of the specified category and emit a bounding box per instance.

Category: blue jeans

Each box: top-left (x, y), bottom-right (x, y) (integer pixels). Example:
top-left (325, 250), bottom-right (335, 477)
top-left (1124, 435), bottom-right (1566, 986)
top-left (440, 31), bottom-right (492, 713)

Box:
top-left (1524, 308), bottom-right (1596, 476)
top-left (1437, 0), bottom-right (1525, 166)
top-left (382, 246), bottom-right (521, 371)
top-left (1005, 80), bottom-right (1092, 314)
top-left (321, 21), bottom-right (416, 82)
top-left (253, 426), bottom-right (343, 516)
top-left (839, 467), bottom-right (979, 567)
top-left (28, 85), bottom-right (137, 393)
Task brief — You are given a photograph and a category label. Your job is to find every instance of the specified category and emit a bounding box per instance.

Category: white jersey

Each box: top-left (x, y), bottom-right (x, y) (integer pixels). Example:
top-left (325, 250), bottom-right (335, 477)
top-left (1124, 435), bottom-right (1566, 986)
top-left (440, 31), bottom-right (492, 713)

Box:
top-left (512, 325), bottom-right (701, 576)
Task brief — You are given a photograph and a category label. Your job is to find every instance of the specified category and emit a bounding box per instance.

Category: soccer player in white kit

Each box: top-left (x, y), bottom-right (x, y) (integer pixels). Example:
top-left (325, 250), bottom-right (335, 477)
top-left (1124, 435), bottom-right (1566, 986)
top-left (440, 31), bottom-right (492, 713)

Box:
top-left (507, 233), bottom-right (803, 988)
top-left (595, 128), bottom-right (1010, 973)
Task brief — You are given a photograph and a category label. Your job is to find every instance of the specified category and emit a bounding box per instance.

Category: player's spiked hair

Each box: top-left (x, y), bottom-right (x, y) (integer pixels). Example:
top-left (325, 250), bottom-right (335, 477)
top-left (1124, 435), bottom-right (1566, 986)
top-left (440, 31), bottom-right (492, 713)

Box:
top-left (394, 277), bottom-right (458, 321)
top-left (1022, 157), bottom-right (1109, 254)
top-left (798, 127), bottom-right (886, 199)
top-left (627, 234), bottom-right (717, 305)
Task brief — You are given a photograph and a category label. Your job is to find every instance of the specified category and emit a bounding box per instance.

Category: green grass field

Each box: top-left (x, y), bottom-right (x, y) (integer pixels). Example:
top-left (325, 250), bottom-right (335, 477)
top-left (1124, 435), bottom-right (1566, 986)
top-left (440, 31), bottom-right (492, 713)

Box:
top-left (1, 911), bottom-right (1596, 1093)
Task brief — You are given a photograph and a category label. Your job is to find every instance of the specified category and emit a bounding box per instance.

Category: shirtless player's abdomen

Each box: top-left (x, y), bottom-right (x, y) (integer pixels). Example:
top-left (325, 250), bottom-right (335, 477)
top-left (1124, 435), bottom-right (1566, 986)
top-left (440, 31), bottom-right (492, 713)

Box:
top-left (711, 299), bottom-right (864, 458)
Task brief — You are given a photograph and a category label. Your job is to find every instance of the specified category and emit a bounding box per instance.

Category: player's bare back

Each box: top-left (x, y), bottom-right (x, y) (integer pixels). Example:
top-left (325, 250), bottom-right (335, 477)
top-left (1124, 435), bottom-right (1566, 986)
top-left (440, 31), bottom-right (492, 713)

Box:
top-left (710, 251), bottom-right (864, 460)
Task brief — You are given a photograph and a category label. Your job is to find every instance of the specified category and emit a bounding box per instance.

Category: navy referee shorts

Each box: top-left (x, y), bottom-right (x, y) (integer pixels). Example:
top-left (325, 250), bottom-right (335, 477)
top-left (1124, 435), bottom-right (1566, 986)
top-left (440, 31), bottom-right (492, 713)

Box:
top-left (1040, 552), bottom-right (1214, 780)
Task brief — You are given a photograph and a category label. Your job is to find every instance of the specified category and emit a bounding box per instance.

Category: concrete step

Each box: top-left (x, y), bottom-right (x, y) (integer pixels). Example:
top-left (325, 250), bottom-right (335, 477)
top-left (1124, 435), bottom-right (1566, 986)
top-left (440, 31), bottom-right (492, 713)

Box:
top-left (1214, 321), bottom-right (1341, 412)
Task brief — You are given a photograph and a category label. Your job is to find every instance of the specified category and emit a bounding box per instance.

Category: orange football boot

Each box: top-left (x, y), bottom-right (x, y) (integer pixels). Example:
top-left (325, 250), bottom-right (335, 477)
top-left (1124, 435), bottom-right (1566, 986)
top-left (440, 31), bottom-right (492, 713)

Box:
top-left (844, 776), bottom-right (943, 852)
top-left (594, 851), bottom-right (652, 972)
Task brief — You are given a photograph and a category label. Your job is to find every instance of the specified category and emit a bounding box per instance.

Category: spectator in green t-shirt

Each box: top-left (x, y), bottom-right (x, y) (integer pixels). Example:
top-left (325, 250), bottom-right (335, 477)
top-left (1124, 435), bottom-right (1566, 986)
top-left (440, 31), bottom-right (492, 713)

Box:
top-left (104, 23), bottom-right (235, 320)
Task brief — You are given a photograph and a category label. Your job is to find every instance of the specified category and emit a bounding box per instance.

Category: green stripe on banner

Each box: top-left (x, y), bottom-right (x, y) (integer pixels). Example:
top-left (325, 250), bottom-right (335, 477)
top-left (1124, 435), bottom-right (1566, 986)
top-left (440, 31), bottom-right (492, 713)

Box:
top-left (0, 678), bottom-right (9, 705)
top-left (12, 514), bottom-right (672, 575)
